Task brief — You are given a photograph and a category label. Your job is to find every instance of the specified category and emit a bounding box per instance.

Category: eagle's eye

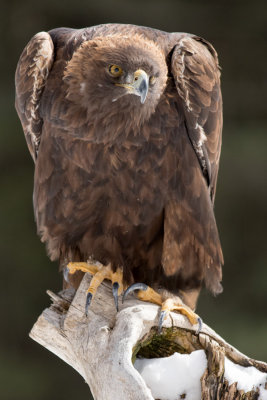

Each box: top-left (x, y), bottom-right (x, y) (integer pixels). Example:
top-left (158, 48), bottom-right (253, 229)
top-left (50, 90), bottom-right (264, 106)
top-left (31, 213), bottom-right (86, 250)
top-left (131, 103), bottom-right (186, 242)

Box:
top-left (108, 64), bottom-right (123, 77)
top-left (149, 76), bottom-right (156, 86)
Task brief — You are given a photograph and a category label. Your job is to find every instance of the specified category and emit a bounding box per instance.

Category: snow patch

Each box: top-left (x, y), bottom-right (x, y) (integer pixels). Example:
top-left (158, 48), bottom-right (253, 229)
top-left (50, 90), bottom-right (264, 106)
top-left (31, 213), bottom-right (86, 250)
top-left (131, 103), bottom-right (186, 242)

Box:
top-left (260, 387), bottom-right (267, 400)
top-left (134, 350), bottom-right (207, 400)
top-left (134, 350), bottom-right (267, 400)
top-left (224, 357), bottom-right (267, 396)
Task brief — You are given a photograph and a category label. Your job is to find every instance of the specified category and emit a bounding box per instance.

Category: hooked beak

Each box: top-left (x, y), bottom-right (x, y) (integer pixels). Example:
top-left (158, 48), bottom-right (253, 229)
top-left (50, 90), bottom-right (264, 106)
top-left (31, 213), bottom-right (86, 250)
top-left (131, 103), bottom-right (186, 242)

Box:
top-left (116, 69), bottom-right (149, 104)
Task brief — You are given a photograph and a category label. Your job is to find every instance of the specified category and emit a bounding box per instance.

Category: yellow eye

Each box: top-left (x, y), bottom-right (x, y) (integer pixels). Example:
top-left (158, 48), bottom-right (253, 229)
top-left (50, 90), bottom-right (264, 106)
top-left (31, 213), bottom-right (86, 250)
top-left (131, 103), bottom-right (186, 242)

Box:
top-left (108, 64), bottom-right (123, 77)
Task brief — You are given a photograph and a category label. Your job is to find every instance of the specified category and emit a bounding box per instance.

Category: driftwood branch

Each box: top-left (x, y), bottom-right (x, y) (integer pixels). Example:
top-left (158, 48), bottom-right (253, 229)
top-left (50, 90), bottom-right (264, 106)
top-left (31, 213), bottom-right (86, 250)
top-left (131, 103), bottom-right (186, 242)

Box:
top-left (30, 272), bottom-right (267, 400)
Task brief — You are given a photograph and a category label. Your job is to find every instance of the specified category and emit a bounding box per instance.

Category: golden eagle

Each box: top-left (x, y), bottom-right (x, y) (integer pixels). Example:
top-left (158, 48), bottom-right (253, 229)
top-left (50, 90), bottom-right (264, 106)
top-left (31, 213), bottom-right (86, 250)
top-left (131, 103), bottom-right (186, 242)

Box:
top-left (15, 24), bottom-right (223, 330)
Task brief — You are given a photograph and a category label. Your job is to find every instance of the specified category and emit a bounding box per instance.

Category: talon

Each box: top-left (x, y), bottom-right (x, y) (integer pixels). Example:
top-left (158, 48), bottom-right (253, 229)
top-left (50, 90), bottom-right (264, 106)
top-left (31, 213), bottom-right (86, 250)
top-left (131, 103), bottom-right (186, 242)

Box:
top-left (85, 292), bottom-right (93, 316)
top-left (112, 282), bottom-right (120, 311)
top-left (196, 317), bottom-right (203, 335)
top-left (158, 310), bottom-right (168, 334)
top-left (63, 266), bottom-right (70, 283)
top-left (122, 282), bottom-right (148, 303)
top-left (66, 262), bottom-right (125, 312)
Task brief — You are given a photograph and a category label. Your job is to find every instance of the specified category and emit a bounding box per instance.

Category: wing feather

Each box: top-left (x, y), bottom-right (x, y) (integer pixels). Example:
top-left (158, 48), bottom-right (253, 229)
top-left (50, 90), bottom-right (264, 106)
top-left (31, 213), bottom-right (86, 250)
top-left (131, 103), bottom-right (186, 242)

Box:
top-left (15, 32), bottom-right (54, 161)
top-left (171, 36), bottom-right (223, 202)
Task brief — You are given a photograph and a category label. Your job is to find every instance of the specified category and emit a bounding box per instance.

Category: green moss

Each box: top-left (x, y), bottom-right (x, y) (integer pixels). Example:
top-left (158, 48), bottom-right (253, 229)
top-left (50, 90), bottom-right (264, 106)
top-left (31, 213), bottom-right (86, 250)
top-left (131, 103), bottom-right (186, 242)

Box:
top-left (132, 326), bottom-right (198, 363)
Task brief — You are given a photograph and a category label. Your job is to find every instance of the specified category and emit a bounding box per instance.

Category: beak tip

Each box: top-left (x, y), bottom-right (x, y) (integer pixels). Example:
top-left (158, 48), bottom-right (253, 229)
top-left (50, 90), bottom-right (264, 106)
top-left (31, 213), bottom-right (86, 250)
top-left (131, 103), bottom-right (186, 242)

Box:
top-left (138, 78), bottom-right (148, 104)
top-left (140, 96), bottom-right (146, 104)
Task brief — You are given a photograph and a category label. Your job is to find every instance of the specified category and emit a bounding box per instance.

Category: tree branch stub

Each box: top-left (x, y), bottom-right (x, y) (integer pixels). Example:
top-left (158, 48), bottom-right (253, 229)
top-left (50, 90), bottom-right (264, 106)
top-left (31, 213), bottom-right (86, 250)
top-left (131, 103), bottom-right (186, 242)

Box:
top-left (30, 271), bottom-right (267, 400)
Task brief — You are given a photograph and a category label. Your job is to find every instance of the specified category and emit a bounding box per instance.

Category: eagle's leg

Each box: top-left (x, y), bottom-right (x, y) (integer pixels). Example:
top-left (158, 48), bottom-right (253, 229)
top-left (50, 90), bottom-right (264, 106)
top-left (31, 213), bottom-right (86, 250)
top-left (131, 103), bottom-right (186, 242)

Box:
top-left (66, 262), bottom-right (125, 313)
top-left (123, 283), bottom-right (202, 334)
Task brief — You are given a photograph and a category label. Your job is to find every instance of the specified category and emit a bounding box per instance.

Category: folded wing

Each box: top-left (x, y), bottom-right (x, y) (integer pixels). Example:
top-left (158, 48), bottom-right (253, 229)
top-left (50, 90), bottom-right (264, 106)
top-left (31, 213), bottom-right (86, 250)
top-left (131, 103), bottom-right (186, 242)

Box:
top-left (15, 32), bottom-right (54, 161)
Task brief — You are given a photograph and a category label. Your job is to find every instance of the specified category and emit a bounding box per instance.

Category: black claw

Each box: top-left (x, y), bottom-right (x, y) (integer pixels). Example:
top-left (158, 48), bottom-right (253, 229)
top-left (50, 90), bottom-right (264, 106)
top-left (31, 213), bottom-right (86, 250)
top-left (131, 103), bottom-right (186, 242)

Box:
top-left (85, 292), bottom-right (93, 316)
top-left (122, 282), bottom-right (148, 303)
top-left (196, 317), bottom-right (203, 335)
top-left (63, 266), bottom-right (70, 283)
top-left (158, 310), bottom-right (167, 334)
top-left (112, 282), bottom-right (120, 312)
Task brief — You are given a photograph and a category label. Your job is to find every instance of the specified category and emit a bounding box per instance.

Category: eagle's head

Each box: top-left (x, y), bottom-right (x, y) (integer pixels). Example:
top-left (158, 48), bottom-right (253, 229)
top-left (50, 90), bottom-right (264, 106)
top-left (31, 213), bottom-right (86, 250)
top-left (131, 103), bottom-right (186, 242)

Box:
top-left (63, 34), bottom-right (168, 131)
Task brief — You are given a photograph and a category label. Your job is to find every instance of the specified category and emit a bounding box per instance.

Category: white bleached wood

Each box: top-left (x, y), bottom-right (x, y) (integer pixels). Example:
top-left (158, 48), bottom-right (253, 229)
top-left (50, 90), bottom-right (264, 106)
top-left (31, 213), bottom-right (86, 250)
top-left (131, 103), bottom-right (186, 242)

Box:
top-left (30, 272), bottom-right (267, 400)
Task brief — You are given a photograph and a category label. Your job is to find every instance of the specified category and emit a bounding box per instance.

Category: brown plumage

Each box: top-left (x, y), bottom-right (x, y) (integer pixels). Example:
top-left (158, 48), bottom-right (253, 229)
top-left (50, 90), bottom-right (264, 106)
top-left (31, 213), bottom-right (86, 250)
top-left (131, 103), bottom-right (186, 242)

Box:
top-left (15, 23), bottom-right (223, 307)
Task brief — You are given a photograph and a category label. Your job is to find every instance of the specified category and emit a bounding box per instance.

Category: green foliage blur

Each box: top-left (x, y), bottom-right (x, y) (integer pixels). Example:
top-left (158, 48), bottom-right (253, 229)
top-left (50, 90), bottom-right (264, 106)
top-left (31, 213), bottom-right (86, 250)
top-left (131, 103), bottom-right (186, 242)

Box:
top-left (1, 0), bottom-right (266, 399)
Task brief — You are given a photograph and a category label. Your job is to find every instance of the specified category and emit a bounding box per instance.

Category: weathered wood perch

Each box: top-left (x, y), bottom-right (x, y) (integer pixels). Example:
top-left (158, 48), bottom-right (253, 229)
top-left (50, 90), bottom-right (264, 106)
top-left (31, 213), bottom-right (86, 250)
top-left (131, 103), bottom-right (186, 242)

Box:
top-left (30, 272), bottom-right (267, 399)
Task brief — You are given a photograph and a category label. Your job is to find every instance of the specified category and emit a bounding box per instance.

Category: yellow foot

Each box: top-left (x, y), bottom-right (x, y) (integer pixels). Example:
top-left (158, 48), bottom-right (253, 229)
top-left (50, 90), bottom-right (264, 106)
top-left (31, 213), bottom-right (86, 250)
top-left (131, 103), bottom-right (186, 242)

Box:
top-left (122, 283), bottom-right (202, 334)
top-left (65, 262), bottom-right (125, 314)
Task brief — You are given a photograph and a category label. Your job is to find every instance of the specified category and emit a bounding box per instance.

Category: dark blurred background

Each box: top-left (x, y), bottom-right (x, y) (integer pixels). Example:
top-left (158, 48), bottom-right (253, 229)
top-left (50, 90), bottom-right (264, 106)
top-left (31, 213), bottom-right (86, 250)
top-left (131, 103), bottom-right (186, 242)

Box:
top-left (1, 0), bottom-right (267, 399)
